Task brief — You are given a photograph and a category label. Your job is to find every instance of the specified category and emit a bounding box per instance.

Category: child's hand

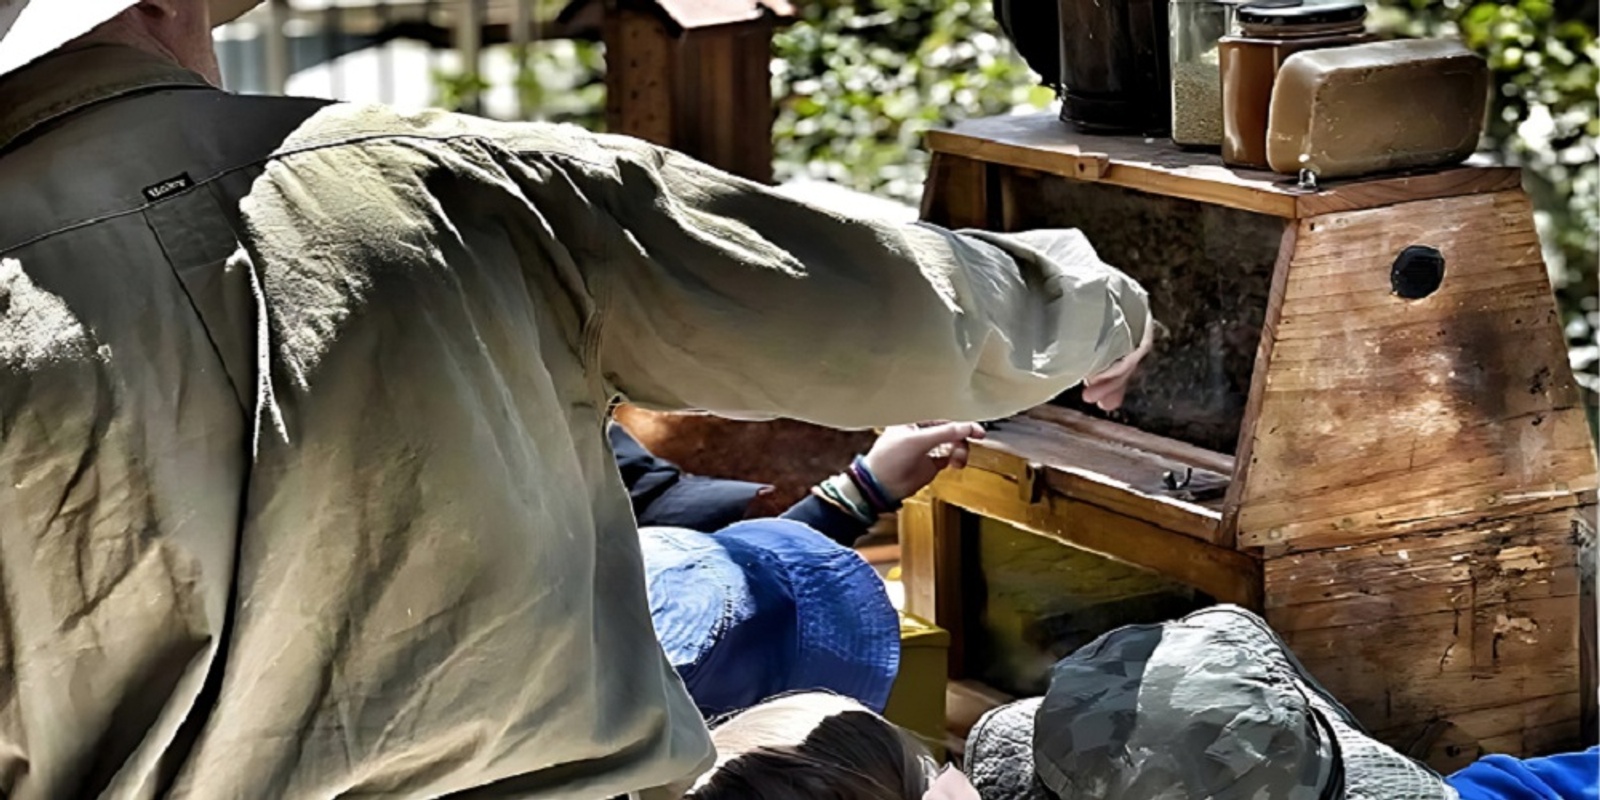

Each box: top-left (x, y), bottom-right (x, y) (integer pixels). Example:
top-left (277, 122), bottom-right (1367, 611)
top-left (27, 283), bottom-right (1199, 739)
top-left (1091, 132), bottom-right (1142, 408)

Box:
top-left (861, 422), bottom-right (986, 503)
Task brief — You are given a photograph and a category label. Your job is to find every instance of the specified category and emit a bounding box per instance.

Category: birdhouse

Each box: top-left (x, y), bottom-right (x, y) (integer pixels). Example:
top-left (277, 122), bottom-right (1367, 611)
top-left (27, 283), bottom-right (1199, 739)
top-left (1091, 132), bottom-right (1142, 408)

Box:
top-left (558, 0), bottom-right (796, 183)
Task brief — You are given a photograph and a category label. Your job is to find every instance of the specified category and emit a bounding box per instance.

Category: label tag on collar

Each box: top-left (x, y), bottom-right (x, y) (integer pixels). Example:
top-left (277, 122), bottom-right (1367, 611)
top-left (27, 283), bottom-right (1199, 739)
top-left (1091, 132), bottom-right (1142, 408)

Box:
top-left (142, 173), bottom-right (194, 202)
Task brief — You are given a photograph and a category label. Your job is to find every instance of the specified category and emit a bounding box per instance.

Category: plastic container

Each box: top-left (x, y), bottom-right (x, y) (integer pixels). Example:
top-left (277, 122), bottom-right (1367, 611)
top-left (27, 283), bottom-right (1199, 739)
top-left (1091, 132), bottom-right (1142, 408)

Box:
top-left (1169, 0), bottom-right (1239, 148)
top-left (1219, 0), bottom-right (1370, 168)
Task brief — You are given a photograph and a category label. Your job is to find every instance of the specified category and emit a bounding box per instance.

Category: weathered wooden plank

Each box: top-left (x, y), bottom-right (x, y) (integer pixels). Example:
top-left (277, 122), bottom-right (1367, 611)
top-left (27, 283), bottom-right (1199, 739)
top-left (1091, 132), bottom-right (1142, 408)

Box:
top-left (603, 8), bottom-right (674, 147)
top-left (1220, 224), bottom-right (1298, 542)
top-left (1262, 512), bottom-right (1583, 626)
top-left (932, 498), bottom-right (970, 678)
top-left (1234, 191), bottom-right (1599, 548)
top-left (899, 493), bottom-right (972, 679)
top-left (1263, 507), bottom-right (1591, 759)
top-left (1277, 595), bottom-right (1581, 736)
top-left (1579, 509), bottom-right (1597, 746)
top-left (919, 153), bottom-right (996, 230)
top-left (900, 496), bottom-right (938, 625)
top-left (1374, 691), bottom-right (1582, 772)
top-left (966, 416), bottom-right (1227, 545)
top-left (925, 114), bottom-right (1521, 219)
top-left (930, 467), bottom-right (1262, 609)
top-left (1293, 168), bottom-right (1525, 218)
top-left (672, 25), bottom-right (776, 183)
top-left (1023, 405), bottom-right (1236, 475)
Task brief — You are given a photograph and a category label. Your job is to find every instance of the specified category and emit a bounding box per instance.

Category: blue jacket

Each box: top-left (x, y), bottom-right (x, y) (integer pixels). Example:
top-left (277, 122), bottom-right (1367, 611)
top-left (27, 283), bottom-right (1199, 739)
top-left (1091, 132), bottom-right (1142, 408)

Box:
top-left (609, 425), bottom-right (867, 545)
top-left (1448, 747), bottom-right (1599, 800)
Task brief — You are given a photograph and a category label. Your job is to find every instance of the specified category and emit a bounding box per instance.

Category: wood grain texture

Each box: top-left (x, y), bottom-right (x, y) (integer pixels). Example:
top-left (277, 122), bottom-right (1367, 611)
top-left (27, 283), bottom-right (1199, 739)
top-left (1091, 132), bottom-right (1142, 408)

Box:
top-left (925, 113), bottom-right (1522, 219)
top-left (1580, 507), bottom-right (1597, 748)
top-left (1234, 190), bottom-right (1598, 549)
top-left (913, 119), bottom-right (1595, 764)
top-left (1374, 692), bottom-right (1583, 773)
top-left (928, 466), bottom-right (1262, 609)
top-left (1263, 513), bottom-right (1583, 630)
top-left (967, 415), bottom-right (1228, 545)
top-left (671, 26), bottom-right (776, 183)
top-left (1283, 596), bottom-right (1581, 761)
top-left (1219, 224), bottom-right (1299, 541)
top-left (1024, 405), bottom-right (1236, 475)
top-left (1263, 505), bottom-right (1594, 767)
top-left (603, 9), bottom-right (674, 147)
top-left (919, 153), bottom-right (996, 230)
top-left (900, 496), bottom-right (939, 624)
top-left (899, 494), bottom-right (971, 677)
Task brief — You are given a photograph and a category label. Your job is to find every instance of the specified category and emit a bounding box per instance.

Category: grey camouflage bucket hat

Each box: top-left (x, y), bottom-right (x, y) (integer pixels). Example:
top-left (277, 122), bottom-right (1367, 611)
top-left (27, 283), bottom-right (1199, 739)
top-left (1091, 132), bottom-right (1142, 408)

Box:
top-left (966, 605), bottom-right (1458, 800)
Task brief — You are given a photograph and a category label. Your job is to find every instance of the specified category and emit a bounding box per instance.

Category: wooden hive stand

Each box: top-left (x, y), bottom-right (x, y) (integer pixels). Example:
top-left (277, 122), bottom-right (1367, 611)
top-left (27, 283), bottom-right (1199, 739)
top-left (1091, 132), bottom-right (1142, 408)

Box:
top-left (903, 113), bottom-right (1598, 771)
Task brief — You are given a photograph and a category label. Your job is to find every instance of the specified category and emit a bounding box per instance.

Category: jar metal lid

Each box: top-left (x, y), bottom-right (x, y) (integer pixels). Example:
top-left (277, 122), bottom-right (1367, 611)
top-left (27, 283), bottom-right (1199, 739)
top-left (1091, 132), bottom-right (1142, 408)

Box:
top-left (1236, 0), bottom-right (1366, 27)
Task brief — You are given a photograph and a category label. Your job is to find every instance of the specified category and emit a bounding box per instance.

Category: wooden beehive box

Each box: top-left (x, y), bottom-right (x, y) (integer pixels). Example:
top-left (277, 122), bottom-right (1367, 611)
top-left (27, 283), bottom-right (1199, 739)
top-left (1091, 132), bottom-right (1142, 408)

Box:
top-left (903, 113), bottom-right (1598, 770)
top-left (558, 0), bottom-right (795, 183)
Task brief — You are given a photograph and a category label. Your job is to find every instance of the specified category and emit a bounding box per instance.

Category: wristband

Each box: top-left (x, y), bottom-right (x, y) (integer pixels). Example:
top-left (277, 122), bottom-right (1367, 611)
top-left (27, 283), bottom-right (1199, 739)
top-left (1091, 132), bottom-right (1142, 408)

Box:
top-left (849, 456), bottom-right (901, 513)
top-left (816, 474), bottom-right (876, 525)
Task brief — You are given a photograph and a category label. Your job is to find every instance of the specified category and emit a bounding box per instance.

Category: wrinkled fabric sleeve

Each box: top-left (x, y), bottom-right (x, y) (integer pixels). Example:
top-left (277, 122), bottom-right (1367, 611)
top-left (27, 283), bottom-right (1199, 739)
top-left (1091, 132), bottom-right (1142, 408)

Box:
top-left (567, 138), bottom-right (1150, 429)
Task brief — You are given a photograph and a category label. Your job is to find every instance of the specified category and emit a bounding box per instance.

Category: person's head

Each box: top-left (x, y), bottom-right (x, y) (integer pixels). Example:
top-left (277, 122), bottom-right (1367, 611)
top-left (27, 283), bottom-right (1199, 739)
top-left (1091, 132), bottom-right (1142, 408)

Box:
top-left (0, 1), bottom-right (258, 85)
top-left (686, 692), bottom-right (935, 800)
top-left (642, 521), bottom-right (901, 718)
top-left (71, 0), bottom-right (222, 84)
top-left (965, 606), bottom-right (1458, 800)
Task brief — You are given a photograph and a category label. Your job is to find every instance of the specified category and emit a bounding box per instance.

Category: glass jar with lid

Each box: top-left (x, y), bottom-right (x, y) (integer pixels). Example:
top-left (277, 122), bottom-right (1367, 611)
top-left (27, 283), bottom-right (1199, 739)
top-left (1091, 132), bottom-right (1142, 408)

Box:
top-left (1219, 0), bottom-right (1371, 168)
top-left (1169, 0), bottom-right (1239, 149)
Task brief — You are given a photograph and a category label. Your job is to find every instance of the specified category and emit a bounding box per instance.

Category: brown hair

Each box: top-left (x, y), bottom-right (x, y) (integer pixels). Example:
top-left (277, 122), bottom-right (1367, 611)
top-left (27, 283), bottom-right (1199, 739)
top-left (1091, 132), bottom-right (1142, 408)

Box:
top-left (686, 692), bottom-right (934, 800)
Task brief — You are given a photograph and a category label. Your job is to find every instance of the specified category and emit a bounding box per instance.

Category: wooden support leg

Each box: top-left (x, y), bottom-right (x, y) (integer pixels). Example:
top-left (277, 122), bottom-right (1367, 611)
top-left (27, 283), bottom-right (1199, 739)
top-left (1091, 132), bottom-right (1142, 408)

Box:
top-left (900, 494), bottom-right (970, 679)
top-left (920, 153), bottom-right (999, 231)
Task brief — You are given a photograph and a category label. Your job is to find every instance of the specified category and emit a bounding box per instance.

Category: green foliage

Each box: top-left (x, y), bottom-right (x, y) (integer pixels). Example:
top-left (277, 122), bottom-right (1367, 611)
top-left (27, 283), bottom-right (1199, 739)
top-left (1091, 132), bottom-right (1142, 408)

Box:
top-left (519, 38), bottom-right (607, 128)
top-left (770, 0), bottom-right (1051, 202)
top-left (432, 38), bottom-right (606, 128)
top-left (431, 67), bottom-right (491, 113)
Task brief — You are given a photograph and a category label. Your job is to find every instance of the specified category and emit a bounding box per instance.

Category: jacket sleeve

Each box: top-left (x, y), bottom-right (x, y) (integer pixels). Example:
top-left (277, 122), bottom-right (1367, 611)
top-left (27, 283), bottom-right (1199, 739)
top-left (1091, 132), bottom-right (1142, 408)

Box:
top-left (779, 494), bottom-right (872, 547)
top-left (569, 137), bottom-right (1151, 429)
top-left (462, 119), bottom-right (1146, 429)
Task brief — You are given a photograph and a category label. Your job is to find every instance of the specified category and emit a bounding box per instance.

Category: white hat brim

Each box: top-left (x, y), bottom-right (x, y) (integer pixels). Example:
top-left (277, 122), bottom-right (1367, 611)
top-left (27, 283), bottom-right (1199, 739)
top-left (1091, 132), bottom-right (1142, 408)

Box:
top-left (0, 0), bottom-right (261, 77)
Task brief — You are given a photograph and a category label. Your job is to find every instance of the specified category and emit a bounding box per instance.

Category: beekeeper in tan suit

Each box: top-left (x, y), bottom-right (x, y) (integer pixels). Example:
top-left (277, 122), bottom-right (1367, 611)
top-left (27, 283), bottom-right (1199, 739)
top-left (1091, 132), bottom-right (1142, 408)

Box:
top-left (0, 2), bottom-right (1153, 797)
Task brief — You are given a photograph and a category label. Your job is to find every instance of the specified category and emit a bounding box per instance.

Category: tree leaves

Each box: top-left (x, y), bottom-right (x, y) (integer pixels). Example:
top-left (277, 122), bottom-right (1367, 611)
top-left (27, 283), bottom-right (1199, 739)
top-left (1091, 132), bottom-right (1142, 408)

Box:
top-left (770, 0), bottom-right (1049, 202)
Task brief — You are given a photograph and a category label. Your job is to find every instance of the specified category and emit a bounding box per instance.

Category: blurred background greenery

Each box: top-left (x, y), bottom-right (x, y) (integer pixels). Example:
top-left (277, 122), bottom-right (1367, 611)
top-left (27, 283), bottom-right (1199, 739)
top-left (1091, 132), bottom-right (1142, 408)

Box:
top-left (488, 0), bottom-right (1597, 430)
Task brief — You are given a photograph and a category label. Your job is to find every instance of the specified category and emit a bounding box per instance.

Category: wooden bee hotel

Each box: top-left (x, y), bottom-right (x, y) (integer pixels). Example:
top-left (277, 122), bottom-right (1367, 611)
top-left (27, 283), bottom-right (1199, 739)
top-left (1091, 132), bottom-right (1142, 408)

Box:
top-left (903, 0), bottom-right (1598, 771)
